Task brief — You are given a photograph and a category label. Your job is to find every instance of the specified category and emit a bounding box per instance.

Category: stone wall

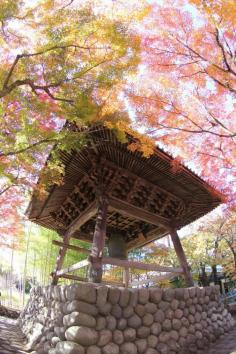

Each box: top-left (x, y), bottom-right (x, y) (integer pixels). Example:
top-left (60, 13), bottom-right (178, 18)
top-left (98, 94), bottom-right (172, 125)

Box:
top-left (18, 283), bottom-right (234, 354)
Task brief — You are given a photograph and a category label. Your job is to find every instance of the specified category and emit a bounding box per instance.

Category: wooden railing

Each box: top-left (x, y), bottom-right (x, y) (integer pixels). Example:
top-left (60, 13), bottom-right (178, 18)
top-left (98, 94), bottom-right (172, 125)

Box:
top-left (52, 240), bottom-right (90, 255)
top-left (52, 240), bottom-right (183, 287)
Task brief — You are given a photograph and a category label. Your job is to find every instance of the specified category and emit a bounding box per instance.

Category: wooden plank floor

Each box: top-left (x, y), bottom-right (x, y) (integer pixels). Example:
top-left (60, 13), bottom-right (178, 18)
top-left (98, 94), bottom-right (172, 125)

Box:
top-left (0, 316), bottom-right (27, 354)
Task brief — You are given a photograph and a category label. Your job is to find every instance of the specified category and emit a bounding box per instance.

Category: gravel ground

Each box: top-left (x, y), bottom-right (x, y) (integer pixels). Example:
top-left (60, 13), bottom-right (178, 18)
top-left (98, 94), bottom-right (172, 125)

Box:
top-left (206, 322), bottom-right (236, 354)
top-left (0, 316), bottom-right (27, 354)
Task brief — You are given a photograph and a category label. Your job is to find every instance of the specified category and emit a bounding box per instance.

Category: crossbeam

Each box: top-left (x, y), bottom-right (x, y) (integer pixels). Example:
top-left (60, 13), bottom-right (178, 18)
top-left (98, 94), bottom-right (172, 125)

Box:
top-left (52, 240), bottom-right (90, 255)
top-left (130, 272), bottom-right (181, 287)
top-left (56, 259), bottom-right (89, 277)
top-left (60, 274), bottom-right (88, 282)
top-left (66, 202), bottom-right (97, 237)
top-left (127, 229), bottom-right (168, 251)
top-left (59, 271), bottom-right (124, 287)
top-left (109, 197), bottom-right (170, 229)
top-left (102, 256), bottom-right (182, 273)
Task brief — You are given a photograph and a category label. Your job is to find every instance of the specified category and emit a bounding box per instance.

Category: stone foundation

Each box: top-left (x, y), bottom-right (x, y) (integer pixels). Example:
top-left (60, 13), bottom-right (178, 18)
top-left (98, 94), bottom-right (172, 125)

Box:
top-left (18, 283), bottom-right (235, 354)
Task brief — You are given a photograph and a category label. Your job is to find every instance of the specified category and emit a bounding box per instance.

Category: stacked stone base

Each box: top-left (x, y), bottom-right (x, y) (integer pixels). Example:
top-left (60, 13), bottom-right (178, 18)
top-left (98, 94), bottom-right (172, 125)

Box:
top-left (18, 283), bottom-right (235, 354)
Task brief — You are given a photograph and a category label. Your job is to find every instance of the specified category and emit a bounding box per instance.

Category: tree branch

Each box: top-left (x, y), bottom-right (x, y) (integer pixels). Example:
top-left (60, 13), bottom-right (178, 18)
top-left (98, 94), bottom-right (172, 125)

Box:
top-left (215, 29), bottom-right (236, 77)
top-left (2, 44), bottom-right (108, 90)
top-left (0, 184), bottom-right (17, 196)
top-left (130, 94), bottom-right (236, 138)
top-left (0, 138), bottom-right (58, 158)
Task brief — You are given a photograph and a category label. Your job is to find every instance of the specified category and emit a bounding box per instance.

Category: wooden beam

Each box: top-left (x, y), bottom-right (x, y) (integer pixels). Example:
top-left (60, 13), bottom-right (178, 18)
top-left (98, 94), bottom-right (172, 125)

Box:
top-left (170, 228), bottom-right (194, 287)
top-left (127, 229), bottom-right (168, 251)
top-left (60, 273), bottom-right (124, 287)
top-left (109, 197), bottom-right (170, 229)
top-left (88, 195), bottom-right (108, 283)
top-left (60, 274), bottom-right (88, 282)
top-left (56, 259), bottom-right (89, 277)
top-left (101, 157), bottom-right (182, 203)
top-left (66, 202), bottom-right (97, 237)
top-left (51, 202), bottom-right (97, 285)
top-left (102, 256), bottom-right (182, 273)
top-left (130, 272), bottom-right (181, 287)
top-left (52, 240), bottom-right (90, 255)
top-left (71, 231), bottom-right (93, 242)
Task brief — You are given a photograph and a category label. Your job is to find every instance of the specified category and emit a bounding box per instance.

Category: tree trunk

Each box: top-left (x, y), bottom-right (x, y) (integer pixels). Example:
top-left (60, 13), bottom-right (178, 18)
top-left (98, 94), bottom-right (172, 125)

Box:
top-left (23, 225), bottom-right (31, 306)
top-left (32, 251), bottom-right (36, 284)
top-left (199, 263), bottom-right (208, 286)
top-left (9, 247), bottom-right (14, 307)
top-left (233, 252), bottom-right (236, 269)
top-left (211, 264), bottom-right (218, 284)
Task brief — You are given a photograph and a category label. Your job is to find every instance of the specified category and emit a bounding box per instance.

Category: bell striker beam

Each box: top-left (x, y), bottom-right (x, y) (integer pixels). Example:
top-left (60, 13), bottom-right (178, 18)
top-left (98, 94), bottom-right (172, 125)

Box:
top-left (170, 228), bottom-right (194, 287)
top-left (88, 193), bottom-right (108, 283)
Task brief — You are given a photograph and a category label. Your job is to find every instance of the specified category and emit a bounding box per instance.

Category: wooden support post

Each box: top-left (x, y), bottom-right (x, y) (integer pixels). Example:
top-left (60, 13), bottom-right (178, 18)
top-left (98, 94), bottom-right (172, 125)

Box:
top-left (169, 228), bottom-right (194, 287)
top-left (123, 267), bottom-right (129, 288)
top-left (51, 240), bottom-right (68, 285)
top-left (88, 194), bottom-right (108, 283)
top-left (51, 203), bottom-right (97, 285)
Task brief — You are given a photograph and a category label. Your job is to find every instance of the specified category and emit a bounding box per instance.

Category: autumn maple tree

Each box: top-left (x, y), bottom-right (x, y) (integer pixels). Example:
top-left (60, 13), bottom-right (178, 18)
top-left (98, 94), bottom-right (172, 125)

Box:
top-left (128, 0), bottom-right (236, 207)
top-left (0, 0), bottom-right (147, 241)
top-left (202, 212), bottom-right (236, 280)
top-left (1, 0), bottom-right (235, 250)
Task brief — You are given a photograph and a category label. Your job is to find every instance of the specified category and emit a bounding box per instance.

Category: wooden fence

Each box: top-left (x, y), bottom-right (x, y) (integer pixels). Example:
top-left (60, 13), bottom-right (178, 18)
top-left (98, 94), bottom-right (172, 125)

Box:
top-left (52, 241), bottom-right (183, 287)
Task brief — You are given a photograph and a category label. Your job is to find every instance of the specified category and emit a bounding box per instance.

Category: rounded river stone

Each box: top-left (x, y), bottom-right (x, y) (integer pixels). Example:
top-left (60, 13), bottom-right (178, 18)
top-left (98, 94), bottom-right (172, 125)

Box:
top-left (65, 326), bottom-right (98, 346)
top-left (56, 341), bottom-right (85, 354)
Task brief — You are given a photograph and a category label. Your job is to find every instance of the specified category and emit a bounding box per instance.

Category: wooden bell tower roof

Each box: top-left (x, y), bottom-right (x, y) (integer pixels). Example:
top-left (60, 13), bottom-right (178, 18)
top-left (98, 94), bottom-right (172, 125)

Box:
top-left (28, 124), bottom-right (223, 251)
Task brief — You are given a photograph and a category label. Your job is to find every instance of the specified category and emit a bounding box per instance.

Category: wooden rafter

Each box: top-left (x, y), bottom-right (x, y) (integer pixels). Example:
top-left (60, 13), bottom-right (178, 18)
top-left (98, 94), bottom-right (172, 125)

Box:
top-left (101, 157), bottom-right (182, 202)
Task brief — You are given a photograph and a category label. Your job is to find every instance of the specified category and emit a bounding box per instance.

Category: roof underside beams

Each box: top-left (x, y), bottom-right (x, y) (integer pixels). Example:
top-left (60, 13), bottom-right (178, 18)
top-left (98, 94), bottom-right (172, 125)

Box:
top-left (28, 126), bottom-right (222, 248)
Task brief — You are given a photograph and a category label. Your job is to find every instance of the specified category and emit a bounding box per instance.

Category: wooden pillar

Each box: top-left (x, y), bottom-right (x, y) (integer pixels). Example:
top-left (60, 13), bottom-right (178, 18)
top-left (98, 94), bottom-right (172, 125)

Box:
top-left (51, 237), bottom-right (69, 285)
top-left (170, 228), bottom-right (194, 287)
top-left (123, 267), bottom-right (130, 288)
top-left (88, 194), bottom-right (108, 283)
